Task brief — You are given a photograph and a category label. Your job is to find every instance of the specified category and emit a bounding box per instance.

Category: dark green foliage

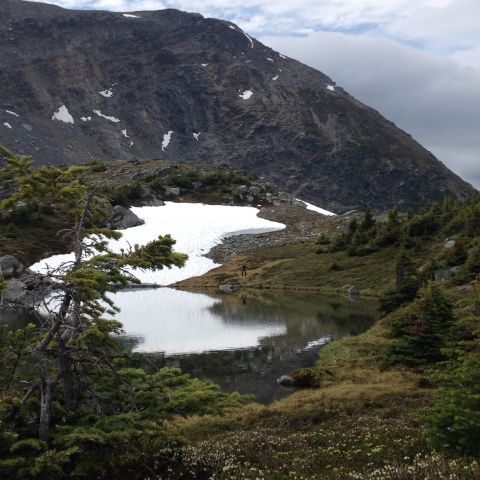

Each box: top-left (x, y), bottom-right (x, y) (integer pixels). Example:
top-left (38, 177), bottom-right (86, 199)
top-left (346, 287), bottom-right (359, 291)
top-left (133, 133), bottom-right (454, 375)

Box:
top-left (0, 145), bottom-right (249, 479)
top-left (316, 233), bottom-right (331, 245)
top-left (464, 242), bottom-right (480, 279)
top-left (375, 209), bottom-right (403, 247)
top-left (444, 237), bottom-right (468, 267)
top-left (379, 248), bottom-right (420, 313)
top-left (385, 283), bottom-right (455, 367)
top-left (329, 262), bottom-right (343, 272)
top-left (422, 351), bottom-right (480, 456)
top-left (360, 209), bottom-right (376, 232)
top-left (108, 183), bottom-right (143, 207)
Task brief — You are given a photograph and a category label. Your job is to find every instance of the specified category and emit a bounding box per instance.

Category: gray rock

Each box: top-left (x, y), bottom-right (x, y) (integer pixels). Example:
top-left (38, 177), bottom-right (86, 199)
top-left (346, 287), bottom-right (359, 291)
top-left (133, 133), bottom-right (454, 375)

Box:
top-left (192, 181), bottom-right (203, 190)
top-left (291, 199), bottom-right (307, 208)
top-left (165, 187), bottom-right (180, 196)
top-left (0, 255), bottom-right (24, 279)
top-left (347, 286), bottom-right (360, 296)
top-left (148, 199), bottom-right (165, 207)
top-left (218, 284), bottom-right (240, 294)
top-left (237, 185), bottom-right (249, 194)
top-left (444, 239), bottom-right (456, 249)
top-left (435, 266), bottom-right (462, 281)
top-left (107, 205), bottom-right (145, 230)
top-left (277, 375), bottom-right (296, 386)
top-left (278, 191), bottom-right (291, 202)
top-left (248, 186), bottom-right (262, 196)
top-left (2, 278), bottom-right (27, 303)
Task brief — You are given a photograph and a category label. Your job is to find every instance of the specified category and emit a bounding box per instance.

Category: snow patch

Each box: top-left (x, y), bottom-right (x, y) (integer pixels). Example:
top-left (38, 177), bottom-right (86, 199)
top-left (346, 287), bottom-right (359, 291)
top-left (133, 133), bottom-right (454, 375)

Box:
top-left (93, 110), bottom-right (120, 123)
top-left (326, 84), bottom-right (335, 91)
top-left (123, 13), bottom-right (141, 18)
top-left (201, 63), bottom-right (208, 67)
top-left (229, 25), bottom-right (236, 30)
top-left (31, 202), bottom-right (286, 286)
top-left (239, 90), bottom-right (253, 100)
top-left (267, 57), bottom-right (274, 62)
top-left (51, 105), bottom-right (74, 124)
top-left (272, 75), bottom-right (279, 81)
top-left (279, 54), bottom-right (286, 59)
top-left (193, 132), bottom-right (200, 141)
top-left (5, 110), bottom-right (19, 117)
top-left (241, 30), bottom-right (254, 48)
top-left (296, 199), bottom-right (336, 216)
top-left (99, 89), bottom-right (114, 98)
top-left (162, 130), bottom-right (173, 151)
top-left (3, 122), bottom-right (12, 129)
top-left (121, 129), bottom-right (129, 138)
top-left (80, 116), bottom-right (92, 122)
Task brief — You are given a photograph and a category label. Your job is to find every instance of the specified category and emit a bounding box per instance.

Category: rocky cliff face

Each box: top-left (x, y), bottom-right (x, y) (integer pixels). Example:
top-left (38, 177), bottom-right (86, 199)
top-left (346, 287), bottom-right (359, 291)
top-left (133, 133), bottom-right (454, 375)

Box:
top-left (0, 0), bottom-right (474, 212)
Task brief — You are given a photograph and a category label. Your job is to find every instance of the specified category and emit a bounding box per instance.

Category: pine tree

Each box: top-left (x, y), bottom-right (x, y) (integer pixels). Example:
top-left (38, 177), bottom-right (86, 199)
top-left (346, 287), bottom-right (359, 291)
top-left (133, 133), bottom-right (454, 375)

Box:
top-left (0, 146), bottom-right (188, 442)
top-left (385, 283), bottom-right (455, 367)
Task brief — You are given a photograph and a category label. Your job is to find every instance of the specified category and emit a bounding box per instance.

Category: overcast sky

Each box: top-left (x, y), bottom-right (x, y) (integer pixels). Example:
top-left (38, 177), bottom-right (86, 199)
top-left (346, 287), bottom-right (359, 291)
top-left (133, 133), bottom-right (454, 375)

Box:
top-left (29, 0), bottom-right (480, 188)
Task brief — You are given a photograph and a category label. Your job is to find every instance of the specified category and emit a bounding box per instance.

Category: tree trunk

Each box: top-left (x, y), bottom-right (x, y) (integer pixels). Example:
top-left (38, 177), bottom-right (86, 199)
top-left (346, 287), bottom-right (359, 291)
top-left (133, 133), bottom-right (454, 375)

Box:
top-left (34, 349), bottom-right (53, 442)
top-left (39, 378), bottom-right (53, 442)
top-left (59, 347), bottom-right (75, 408)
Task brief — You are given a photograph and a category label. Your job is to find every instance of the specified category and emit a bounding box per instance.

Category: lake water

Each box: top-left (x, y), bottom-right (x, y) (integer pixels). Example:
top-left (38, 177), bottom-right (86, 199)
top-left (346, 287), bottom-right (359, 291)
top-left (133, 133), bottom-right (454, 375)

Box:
top-left (114, 288), bottom-right (377, 403)
top-left (0, 288), bottom-right (377, 403)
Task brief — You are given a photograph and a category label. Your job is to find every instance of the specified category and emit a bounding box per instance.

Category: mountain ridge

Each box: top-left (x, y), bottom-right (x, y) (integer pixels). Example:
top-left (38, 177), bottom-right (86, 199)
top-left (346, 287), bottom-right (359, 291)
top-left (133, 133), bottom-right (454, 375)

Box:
top-left (0, 0), bottom-right (475, 212)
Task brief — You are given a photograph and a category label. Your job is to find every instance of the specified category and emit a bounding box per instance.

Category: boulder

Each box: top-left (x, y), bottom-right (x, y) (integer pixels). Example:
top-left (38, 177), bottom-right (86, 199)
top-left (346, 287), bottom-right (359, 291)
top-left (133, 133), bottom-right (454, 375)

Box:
top-left (107, 205), bottom-right (145, 230)
top-left (434, 266), bottom-right (462, 281)
top-left (291, 199), bottom-right (307, 208)
top-left (277, 375), bottom-right (296, 386)
top-left (444, 239), bottom-right (456, 249)
top-left (2, 278), bottom-right (27, 303)
top-left (0, 255), bottom-right (24, 279)
top-left (165, 187), bottom-right (180, 196)
top-left (248, 186), bottom-right (262, 197)
top-left (278, 191), bottom-right (291, 202)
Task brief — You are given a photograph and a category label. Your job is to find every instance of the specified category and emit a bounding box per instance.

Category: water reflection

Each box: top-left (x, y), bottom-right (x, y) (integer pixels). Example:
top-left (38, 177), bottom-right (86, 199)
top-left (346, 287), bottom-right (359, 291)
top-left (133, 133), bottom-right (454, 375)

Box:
top-left (115, 288), bottom-right (377, 403)
top-left (0, 289), bottom-right (377, 403)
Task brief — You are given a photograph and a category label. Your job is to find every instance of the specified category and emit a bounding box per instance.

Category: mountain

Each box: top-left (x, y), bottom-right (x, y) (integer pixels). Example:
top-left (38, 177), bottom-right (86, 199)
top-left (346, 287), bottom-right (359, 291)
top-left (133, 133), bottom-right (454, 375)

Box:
top-left (0, 0), bottom-right (474, 212)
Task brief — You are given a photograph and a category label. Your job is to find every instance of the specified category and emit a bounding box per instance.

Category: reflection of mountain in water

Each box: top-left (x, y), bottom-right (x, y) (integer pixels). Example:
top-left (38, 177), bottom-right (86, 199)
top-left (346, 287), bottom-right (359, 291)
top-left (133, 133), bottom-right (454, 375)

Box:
top-left (142, 290), bottom-right (377, 403)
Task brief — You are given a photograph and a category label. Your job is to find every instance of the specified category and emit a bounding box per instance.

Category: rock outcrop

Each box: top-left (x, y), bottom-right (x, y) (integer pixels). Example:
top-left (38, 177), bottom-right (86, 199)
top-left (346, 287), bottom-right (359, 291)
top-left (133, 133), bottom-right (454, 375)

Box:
top-left (106, 205), bottom-right (145, 230)
top-left (0, 255), bottom-right (24, 279)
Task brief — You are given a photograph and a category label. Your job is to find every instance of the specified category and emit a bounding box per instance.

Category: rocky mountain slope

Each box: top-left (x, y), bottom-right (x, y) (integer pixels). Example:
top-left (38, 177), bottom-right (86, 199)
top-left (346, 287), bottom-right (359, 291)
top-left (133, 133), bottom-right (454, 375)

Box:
top-left (0, 0), bottom-right (474, 212)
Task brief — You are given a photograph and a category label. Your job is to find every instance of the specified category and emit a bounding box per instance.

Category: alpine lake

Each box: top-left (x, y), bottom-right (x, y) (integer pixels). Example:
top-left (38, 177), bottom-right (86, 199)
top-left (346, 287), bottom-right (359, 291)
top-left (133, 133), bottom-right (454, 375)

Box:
top-left (1, 288), bottom-right (377, 403)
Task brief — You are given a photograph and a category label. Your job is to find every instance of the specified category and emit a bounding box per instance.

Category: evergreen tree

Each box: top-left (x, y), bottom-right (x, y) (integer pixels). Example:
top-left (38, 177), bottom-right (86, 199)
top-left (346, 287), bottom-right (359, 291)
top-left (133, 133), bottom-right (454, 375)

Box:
top-left (0, 146), bottom-right (188, 441)
top-left (379, 247), bottom-right (419, 313)
top-left (360, 209), bottom-right (375, 232)
top-left (385, 283), bottom-right (455, 367)
top-left (423, 351), bottom-right (480, 456)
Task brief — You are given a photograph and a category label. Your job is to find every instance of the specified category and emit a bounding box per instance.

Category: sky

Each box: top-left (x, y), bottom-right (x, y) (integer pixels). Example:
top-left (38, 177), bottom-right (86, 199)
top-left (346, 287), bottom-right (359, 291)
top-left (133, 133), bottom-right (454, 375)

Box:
top-left (29, 0), bottom-right (480, 188)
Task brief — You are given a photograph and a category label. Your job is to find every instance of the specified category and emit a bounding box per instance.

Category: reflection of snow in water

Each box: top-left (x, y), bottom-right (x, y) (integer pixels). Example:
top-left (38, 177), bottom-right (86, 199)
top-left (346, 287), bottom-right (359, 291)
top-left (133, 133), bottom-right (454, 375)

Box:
top-left (113, 288), bottom-right (286, 354)
top-left (304, 336), bottom-right (331, 350)
top-left (31, 202), bottom-right (285, 285)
